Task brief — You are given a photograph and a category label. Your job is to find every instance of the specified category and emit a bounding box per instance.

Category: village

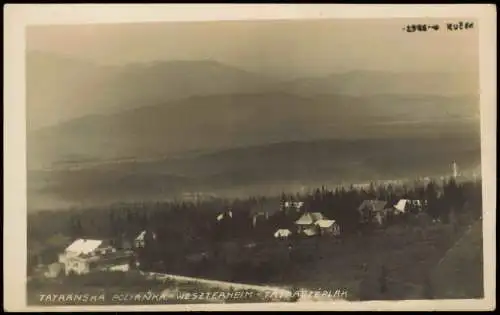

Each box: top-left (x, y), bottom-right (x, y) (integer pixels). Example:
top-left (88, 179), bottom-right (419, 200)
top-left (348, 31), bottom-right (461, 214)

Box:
top-left (36, 191), bottom-right (443, 275)
top-left (27, 161), bottom-right (482, 301)
top-left (45, 195), bottom-right (424, 278)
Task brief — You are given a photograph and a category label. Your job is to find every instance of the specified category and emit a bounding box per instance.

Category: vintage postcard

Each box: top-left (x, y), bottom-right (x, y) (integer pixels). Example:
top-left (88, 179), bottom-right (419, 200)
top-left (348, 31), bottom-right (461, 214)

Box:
top-left (4, 4), bottom-right (496, 312)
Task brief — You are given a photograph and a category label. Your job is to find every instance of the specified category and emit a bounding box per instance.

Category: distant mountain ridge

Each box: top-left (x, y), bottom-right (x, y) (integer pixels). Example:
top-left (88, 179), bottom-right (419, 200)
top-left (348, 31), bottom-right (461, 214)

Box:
top-left (28, 91), bottom-right (480, 170)
top-left (27, 51), bottom-right (479, 130)
top-left (27, 51), bottom-right (480, 170)
top-left (27, 51), bottom-right (277, 130)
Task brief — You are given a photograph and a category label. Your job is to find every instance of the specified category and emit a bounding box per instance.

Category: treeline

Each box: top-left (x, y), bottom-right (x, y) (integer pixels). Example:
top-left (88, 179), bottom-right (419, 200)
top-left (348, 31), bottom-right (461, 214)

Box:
top-left (28, 178), bottom-right (482, 272)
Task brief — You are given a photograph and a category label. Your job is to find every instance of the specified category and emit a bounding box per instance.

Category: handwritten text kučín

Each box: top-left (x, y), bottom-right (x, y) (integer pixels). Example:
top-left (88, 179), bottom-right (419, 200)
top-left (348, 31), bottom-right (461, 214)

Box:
top-left (403, 21), bottom-right (474, 33)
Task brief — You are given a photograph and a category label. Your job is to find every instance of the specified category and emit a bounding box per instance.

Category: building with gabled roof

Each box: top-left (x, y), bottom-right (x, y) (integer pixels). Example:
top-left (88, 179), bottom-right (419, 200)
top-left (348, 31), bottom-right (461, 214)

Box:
top-left (58, 238), bottom-right (132, 276)
top-left (60, 239), bottom-right (111, 260)
top-left (358, 200), bottom-right (389, 225)
top-left (134, 230), bottom-right (157, 248)
top-left (294, 212), bottom-right (329, 235)
top-left (315, 219), bottom-right (341, 236)
top-left (393, 199), bottom-right (425, 214)
top-left (295, 212), bottom-right (325, 225)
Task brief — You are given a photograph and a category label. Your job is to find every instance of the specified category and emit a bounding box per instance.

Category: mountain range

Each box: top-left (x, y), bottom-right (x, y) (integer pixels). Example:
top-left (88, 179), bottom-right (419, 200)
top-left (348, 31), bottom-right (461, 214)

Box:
top-left (27, 51), bottom-right (480, 170)
top-left (26, 51), bottom-right (481, 211)
top-left (27, 51), bottom-right (276, 130)
top-left (27, 51), bottom-right (478, 130)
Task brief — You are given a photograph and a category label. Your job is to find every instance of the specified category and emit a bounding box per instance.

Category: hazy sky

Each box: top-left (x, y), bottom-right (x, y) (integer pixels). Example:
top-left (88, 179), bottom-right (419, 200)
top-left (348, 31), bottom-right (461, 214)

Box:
top-left (27, 18), bottom-right (479, 78)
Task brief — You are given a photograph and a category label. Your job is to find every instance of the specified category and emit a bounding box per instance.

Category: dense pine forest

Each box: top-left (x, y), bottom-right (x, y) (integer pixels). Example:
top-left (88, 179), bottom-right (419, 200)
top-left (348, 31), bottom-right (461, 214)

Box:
top-left (28, 178), bottom-right (482, 284)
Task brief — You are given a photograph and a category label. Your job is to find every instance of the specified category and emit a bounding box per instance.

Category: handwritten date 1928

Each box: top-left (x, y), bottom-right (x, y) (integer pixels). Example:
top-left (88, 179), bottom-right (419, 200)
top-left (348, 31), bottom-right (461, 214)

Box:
top-left (403, 21), bottom-right (474, 33)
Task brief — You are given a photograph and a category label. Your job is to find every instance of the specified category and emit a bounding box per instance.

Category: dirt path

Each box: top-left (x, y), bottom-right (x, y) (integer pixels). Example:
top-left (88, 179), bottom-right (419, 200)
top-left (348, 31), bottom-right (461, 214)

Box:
top-left (141, 271), bottom-right (293, 299)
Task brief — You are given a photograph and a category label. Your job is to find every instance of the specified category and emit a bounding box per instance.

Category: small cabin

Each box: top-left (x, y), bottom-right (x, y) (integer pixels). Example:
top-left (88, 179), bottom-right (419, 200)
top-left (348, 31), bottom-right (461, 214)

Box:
top-left (314, 219), bottom-right (341, 236)
top-left (393, 199), bottom-right (426, 214)
top-left (134, 230), bottom-right (157, 249)
top-left (295, 212), bottom-right (327, 235)
top-left (274, 228), bottom-right (292, 239)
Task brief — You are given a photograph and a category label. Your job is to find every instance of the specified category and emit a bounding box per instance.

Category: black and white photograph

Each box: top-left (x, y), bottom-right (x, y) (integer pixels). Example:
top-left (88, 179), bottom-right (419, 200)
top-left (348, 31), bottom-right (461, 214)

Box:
top-left (4, 4), bottom-right (496, 312)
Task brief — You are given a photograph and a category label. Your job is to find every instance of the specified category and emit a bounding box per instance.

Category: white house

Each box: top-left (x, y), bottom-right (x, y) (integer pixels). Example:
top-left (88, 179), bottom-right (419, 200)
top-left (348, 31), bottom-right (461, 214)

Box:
top-left (294, 212), bottom-right (327, 235)
top-left (394, 199), bottom-right (408, 214)
top-left (393, 199), bottom-right (424, 214)
top-left (58, 239), bottom-right (113, 263)
top-left (58, 238), bottom-right (128, 276)
top-left (135, 231), bottom-right (147, 248)
top-left (274, 229), bottom-right (292, 239)
top-left (58, 239), bottom-right (108, 275)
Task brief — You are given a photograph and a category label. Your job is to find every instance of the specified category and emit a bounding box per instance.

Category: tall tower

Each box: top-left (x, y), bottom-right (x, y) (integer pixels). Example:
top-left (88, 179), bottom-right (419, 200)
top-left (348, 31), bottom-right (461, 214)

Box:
top-left (451, 161), bottom-right (458, 179)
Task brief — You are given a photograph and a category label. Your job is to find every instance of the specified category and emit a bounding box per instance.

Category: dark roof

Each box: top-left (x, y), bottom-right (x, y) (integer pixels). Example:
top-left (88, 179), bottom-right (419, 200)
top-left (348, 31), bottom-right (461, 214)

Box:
top-left (358, 200), bottom-right (388, 212)
top-left (76, 249), bottom-right (134, 263)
